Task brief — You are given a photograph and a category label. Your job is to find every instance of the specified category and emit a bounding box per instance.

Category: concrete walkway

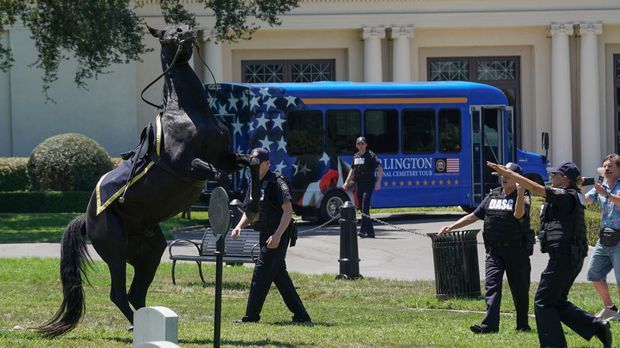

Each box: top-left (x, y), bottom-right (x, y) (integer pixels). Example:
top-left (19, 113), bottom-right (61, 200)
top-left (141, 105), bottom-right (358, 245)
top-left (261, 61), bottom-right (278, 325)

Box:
top-left (0, 212), bottom-right (613, 284)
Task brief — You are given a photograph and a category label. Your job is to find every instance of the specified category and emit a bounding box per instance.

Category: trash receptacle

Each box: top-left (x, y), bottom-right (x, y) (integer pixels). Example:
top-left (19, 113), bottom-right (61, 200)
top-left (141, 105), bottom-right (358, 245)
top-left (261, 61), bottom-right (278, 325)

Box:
top-left (428, 230), bottom-right (481, 300)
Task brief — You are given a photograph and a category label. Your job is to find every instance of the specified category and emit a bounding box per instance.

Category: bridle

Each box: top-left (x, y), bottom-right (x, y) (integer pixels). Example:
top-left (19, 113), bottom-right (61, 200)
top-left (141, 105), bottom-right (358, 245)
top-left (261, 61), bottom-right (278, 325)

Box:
top-left (140, 36), bottom-right (192, 109)
top-left (140, 29), bottom-right (219, 110)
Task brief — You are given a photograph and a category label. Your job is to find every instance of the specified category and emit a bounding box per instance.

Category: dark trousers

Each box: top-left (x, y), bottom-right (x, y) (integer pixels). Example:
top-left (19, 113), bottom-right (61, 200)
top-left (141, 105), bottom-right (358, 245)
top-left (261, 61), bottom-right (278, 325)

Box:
top-left (481, 245), bottom-right (531, 330)
top-left (356, 181), bottom-right (375, 236)
top-left (535, 247), bottom-right (602, 347)
top-left (243, 230), bottom-right (310, 322)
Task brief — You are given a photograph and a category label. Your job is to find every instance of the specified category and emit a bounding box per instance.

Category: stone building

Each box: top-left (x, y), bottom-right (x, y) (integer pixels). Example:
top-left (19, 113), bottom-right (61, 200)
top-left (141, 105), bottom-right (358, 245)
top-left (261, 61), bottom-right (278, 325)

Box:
top-left (2, 0), bottom-right (620, 176)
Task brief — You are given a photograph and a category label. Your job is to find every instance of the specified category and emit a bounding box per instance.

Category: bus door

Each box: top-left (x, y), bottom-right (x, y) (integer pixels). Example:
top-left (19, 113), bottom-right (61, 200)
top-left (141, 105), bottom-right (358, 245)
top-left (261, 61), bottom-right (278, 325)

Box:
top-left (471, 106), bottom-right (506, 205)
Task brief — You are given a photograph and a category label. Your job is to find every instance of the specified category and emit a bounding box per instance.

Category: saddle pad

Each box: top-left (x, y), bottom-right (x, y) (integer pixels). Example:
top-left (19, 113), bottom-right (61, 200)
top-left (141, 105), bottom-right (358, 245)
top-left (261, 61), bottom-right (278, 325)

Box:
top-left (95, 115), bottom-right (162, 215)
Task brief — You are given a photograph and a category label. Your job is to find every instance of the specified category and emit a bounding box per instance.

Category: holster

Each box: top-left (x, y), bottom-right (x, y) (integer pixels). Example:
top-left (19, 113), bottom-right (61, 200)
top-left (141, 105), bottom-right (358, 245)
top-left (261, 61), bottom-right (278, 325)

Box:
top-left (288, 219), bottom-right (298, 247)
top-left (599, 227), bottom-right (620, 247)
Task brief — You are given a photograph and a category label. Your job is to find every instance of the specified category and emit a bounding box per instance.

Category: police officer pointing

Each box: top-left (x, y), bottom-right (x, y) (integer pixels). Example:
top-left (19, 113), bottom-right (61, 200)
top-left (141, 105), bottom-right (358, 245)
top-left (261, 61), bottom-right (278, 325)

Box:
top-left (232, 148), bottom-right (311, 324)
top-left (489, 161), bottom-right (612, 348)
top-left (440, 162), bottom-right (532, 334)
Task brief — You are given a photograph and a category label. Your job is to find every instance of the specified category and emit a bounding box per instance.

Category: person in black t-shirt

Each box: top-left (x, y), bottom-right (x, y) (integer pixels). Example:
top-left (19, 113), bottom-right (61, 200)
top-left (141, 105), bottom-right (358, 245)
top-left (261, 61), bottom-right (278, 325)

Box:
top-left (232, 148), bottom-right (311, 324)
top-left (343, 136), bottom-right (383, 238)
top-left (440, 162), bottom-right (532, 334)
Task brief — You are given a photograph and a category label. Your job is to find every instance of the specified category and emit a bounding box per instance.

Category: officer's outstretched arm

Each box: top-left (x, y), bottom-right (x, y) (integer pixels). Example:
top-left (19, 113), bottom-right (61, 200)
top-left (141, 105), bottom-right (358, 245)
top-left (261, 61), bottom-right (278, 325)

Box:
top-left (487, 162), bottom-right (546, 197)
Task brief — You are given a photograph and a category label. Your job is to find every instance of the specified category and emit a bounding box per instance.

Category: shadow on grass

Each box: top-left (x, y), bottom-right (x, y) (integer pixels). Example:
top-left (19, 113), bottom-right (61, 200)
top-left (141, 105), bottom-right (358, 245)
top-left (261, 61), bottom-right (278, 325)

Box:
top-left (180, 338), bottom-right (292, 347)
top-left (270, 320), bottom-right (332, 327)
top-left (170, 280), bottom-right (250, 291)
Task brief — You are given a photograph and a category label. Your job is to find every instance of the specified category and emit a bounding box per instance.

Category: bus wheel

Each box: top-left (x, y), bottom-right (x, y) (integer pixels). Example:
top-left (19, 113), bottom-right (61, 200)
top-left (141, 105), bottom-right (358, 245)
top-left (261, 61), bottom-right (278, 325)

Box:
top-left (320, 190), bottom-right (349, 222)
top-left (460, 205), bottom-right (475, 214)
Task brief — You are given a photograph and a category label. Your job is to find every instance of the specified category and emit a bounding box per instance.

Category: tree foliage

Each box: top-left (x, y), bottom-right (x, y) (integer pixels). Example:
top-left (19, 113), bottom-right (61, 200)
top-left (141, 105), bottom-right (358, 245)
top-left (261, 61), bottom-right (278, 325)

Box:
top-left (0, 0), bottom-right (299, 97)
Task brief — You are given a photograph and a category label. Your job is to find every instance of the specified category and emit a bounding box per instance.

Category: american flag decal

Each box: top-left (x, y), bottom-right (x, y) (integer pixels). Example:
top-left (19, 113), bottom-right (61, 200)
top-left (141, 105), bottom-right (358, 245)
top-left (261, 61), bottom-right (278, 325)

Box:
top-left (446, 158), bottom-right (460, 173)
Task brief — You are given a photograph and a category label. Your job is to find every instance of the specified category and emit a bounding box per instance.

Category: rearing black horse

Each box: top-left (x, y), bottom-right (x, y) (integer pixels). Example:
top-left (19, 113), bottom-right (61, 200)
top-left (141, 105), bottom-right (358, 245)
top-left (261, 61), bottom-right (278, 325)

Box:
top-left (36, 24), bottom-right (261, 337)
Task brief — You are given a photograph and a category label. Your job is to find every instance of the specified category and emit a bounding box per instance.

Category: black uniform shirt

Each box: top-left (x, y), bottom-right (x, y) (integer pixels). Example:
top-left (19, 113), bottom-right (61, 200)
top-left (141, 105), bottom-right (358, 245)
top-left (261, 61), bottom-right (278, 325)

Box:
top-left (352, 150), bottom-right (380, 184)
top-left (249, 170), bottom-right (292, 233)
top-left (543, 186), bottom-right (577, 215)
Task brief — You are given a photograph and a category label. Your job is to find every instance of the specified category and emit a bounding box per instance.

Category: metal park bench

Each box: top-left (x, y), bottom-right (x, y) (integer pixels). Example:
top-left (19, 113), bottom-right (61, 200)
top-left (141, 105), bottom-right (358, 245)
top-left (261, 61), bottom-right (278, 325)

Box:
top-left (168, 226), bottom-right (259, 285)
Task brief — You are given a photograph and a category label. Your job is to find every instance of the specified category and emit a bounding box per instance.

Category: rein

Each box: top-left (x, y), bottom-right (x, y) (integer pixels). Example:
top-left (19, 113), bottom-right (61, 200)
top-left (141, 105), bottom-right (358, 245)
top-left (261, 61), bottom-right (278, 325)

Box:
top-left (140, 43), bottom-right (184, 109)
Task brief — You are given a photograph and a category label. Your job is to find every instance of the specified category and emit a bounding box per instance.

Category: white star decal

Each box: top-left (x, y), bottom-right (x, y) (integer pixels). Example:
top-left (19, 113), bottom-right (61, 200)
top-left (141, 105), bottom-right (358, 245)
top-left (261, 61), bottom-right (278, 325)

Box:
top-left (256, 114), bottom-right (270, 130)
top-left (272, 116), bottom-right (285, 131)
top-left (259, 135), bottom-right (272, 150)
top-left (264, 97), bottom-right (277, 110)
top-left (247, 121), bottom-right (255, 133)
top-left (320, 152), bottom-right (330, 165)
top-left (216, 103), bottom-right (228, 115)
top-left (284, 96), bottom-right (297, 107)
top-left (231, 118), bottom-right (243, 136)
top-left (208, 94), bottom-right (217, 108)
top-left (299, 163), bottom-right (311, 175)
top-left (249, 96), bottom-right (260, 110)
top-left (240, 94), bottom-right (249, 108)
top-left (275, 160), bottom-right (287, 173)
top-left (259, 88), bottom-right (271, 97)
top-left (227, 94), bottom-right (239, 112)
top-left (276, 136), bottom-right (287, 151)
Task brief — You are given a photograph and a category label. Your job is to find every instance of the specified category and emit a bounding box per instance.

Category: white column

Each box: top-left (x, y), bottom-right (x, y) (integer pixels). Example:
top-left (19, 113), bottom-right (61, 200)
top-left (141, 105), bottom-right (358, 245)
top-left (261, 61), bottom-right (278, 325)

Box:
top-left (579, 22), bottom-right (603, 177)
top-left (200, 29), bottom-right (223, 84)
top-left (549, 23), bottom-right (574, 164)
top-left (391, 26), bottom-right (414, 82)
top-left (362, 26), bottom-right (385, 82)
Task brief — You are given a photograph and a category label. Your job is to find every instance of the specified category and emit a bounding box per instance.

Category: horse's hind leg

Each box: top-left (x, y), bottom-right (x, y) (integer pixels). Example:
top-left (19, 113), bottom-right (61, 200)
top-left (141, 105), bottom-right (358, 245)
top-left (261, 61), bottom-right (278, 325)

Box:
top-left (128, 225), bottom-right (167, 310)
top-left (88, 210), bottom-right (134, 325)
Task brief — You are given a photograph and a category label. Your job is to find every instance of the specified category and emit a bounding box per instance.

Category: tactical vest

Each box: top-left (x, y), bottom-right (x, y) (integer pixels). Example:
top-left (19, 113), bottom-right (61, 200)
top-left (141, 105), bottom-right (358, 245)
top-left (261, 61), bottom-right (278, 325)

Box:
top-left (482, 188), bottom-right (522, 243)
top-left (253, 172), bottom-right (288, 234)
top-left (353, 151), bottom-right (377, 183)
top-left (540, 188), bottom-right (587, 250)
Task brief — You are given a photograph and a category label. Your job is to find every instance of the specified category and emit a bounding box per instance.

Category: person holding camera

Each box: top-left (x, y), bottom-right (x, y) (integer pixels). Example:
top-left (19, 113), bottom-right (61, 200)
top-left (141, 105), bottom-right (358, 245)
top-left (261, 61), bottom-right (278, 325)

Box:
top-left (439, 162), bottom-right (532, 334)
top-left (585, 154), bottom-right (620, 321)
top-left (488, 160), bottom-right (612, 348)
top-left (231, 148), bottom-right (311, 324)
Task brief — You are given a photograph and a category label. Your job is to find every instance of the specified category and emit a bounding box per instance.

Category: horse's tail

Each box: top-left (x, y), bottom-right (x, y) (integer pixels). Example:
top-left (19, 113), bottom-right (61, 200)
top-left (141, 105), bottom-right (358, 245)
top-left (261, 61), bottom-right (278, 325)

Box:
top-left (35, 214), bottom-right (91, 338)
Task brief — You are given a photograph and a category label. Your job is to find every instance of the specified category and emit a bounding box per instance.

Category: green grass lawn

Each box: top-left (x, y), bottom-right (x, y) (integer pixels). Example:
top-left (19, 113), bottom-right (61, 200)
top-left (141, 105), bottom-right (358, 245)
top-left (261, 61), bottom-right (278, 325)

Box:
top-left (0, 208), bottom-right (462, 244)
top-left (0, 258), bottom-right (610, 347)
top-left (0, 212), bottom-right (211, 243)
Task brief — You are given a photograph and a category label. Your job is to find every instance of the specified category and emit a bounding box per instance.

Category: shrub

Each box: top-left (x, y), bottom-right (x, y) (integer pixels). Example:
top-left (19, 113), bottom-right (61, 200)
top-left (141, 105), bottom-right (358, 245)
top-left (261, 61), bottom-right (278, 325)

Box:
top-left (0, 157), bottom-right (29, 191)
top-left (28, 133), bottom-right (113, 191)
top-left (0, 191), bottom-right (91, 213)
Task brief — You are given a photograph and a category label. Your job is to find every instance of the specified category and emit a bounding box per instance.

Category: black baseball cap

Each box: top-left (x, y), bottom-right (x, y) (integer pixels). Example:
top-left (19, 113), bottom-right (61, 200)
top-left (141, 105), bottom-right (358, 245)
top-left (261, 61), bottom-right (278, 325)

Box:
top-left (549, 161), bottom-right (581, 181)
top-left (250, 148), bottom-right (270, 163)
top-left (505, 162), bottom-right (523, 175)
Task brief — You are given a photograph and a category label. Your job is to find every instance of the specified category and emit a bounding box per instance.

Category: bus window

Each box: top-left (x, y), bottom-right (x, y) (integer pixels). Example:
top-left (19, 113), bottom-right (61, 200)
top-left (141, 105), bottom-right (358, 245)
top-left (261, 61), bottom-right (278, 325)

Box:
top-left (286, 110), bottom-right (323, 155)
top-left (326, 110), bottom-right (361, 154)
top-left (438, 109), bottom-right (461, 153)
top-left (402, 109), bottom-right (435, 154)
top-left (364, 109), bottom-right (398, 153)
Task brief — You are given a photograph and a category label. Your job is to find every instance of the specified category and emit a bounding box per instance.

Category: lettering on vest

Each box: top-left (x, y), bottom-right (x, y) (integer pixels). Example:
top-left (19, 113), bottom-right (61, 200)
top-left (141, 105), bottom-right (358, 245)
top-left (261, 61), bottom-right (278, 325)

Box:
top-left (488, 198), bottom-right (514, 211)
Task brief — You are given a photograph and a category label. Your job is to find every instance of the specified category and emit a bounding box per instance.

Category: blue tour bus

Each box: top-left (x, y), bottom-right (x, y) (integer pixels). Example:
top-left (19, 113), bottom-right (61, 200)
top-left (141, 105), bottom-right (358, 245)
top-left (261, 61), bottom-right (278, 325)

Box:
top-left (205, 81), bottom-right (548, 221)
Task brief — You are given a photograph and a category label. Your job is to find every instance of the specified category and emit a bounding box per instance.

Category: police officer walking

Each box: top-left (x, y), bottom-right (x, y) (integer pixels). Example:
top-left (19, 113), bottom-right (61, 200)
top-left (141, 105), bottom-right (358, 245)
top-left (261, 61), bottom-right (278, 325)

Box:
top-left (489, 161), bottom-right (612, 348)
top-left (440, 162), bottom-right (532, 334)
top-left (343, 136), bottom-right (383, 238)
top-left (232, 148), bottom-right (311, 324)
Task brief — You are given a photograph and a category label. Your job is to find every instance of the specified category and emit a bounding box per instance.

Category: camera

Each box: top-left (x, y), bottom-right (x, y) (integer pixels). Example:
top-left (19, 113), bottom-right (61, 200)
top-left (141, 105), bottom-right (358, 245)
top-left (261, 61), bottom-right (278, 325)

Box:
top-left (582, 177), bottom-right (594, 186)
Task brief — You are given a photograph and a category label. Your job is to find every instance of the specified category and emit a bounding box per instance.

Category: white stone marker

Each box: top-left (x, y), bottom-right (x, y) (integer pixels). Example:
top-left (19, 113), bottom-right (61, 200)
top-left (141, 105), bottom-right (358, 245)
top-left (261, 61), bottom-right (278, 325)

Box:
top-left (133, 306), bottom-right (178, 347)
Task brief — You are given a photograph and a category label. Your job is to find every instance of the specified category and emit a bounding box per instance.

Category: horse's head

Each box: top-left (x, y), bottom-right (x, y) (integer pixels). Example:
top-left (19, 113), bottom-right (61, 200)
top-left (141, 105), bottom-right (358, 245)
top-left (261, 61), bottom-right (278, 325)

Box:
top-left (148, 24), bottom-right (196, 65)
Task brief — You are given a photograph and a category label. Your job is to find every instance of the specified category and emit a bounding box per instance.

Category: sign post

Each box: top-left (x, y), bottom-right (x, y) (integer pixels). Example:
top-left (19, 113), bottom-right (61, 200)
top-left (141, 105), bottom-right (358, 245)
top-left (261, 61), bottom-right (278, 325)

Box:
top-left (208, 187), bottom-right (231, 348)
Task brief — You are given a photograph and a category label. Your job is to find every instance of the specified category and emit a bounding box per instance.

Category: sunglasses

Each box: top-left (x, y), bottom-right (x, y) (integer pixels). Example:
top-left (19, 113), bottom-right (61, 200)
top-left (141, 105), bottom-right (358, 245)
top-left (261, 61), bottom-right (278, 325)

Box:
top-left (550, 172), bottom-right (564, 177)
top-left (356, 142), bottom-right (366, 145)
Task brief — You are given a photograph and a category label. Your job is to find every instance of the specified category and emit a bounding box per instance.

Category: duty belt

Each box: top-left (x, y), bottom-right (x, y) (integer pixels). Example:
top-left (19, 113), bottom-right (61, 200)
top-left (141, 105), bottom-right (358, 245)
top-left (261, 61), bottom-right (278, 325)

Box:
top-left (485, 240), bottom-right (522, 247)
